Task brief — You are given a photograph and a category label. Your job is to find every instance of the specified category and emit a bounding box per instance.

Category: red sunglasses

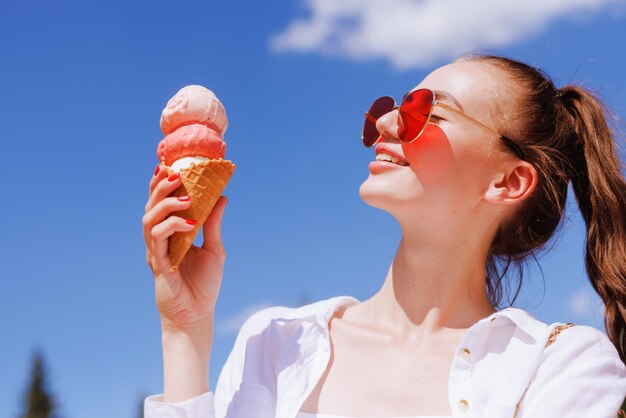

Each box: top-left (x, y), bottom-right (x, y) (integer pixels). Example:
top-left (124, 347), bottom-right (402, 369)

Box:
top-left (362, 89), bottom-right (525, 160)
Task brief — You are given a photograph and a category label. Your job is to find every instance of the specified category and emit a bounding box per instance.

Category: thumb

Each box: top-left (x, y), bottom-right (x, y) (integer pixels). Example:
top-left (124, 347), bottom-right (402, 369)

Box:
top-left (202, 196), bottom-right (228, 251)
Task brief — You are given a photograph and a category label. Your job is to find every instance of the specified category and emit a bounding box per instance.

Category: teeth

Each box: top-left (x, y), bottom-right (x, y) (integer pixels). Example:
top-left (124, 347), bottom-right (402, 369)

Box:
top-left (376, 152), bottom-right (404, 165)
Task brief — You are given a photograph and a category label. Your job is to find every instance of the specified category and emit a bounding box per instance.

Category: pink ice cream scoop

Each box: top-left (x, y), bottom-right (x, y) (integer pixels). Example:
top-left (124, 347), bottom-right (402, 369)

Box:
top-left (157, 124), bottom-right (225, 166)
top-left (157, 85), bottom-right (228, 172)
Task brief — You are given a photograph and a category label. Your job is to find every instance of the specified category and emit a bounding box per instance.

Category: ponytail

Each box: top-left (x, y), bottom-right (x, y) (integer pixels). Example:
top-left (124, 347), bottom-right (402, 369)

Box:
top-left (559, 86), bottom-right (626, 363)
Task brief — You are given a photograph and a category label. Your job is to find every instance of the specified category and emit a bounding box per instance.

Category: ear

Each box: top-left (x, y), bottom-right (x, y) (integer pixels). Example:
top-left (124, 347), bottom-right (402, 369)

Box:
top-left (484, 161), bottom-right (538, 205)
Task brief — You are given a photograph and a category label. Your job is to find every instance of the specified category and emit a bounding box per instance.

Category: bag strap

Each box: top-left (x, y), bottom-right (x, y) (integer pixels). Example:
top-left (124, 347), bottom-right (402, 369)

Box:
top-left (512, 322), bottom-right (575, 418)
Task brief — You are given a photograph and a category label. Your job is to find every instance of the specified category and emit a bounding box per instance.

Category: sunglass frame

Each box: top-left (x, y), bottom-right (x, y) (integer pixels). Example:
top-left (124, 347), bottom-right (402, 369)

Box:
top-left (362, 89), bottom-right (525, 160)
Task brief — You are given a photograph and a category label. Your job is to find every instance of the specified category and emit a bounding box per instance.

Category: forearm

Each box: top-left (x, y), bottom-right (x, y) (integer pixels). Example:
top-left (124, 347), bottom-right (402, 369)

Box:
top-left (161, 319), bottom-right (214, 403)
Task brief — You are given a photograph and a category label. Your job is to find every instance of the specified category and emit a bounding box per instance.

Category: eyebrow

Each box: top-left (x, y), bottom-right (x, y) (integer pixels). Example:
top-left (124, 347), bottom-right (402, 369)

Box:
top-left (434, 90), bottom-right (464, 112)
top-left (402, 89), bottom-right (464, 112)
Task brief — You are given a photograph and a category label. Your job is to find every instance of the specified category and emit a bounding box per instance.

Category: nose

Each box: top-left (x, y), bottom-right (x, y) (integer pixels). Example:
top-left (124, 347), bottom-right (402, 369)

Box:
top-left (375, 107), bottom-right (402, 143)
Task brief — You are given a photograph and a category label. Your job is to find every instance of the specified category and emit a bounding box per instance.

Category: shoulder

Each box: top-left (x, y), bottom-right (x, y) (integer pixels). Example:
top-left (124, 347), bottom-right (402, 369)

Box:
top-left (508, 309), bottom-right (626, 372)
top-left (541, 323), bottom-right (625, 369)
top-left (491, 307), bottom-right (621, 361)
top-left (519, 324), bottom-right (626, 417)
top-left (483, 309), bottom-right (625, 383)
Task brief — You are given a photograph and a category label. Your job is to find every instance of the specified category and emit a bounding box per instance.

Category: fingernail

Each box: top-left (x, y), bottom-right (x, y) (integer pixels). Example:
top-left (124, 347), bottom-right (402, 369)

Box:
top-left (168, 173), bottom-right (180, 182)
top-left (154, 164), bottom-right (161, 176)
top-left (185, 219), bottom-right (197, 225)
top-left (177, 195), bottom-right (191, 202)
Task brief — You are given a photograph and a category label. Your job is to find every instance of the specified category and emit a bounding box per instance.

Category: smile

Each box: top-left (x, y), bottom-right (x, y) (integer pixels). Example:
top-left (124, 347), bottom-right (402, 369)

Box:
top-left (375, 152), bottom-right (409, 166)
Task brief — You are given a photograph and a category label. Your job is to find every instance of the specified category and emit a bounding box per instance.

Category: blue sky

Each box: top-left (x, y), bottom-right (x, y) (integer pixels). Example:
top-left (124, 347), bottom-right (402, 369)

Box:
top-left (1, 1), bottom-right (625, 417)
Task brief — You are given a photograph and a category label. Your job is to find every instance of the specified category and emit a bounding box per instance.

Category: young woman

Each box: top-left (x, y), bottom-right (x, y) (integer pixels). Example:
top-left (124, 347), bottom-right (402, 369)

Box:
top-left (142, 54), bottom-right (626, 418)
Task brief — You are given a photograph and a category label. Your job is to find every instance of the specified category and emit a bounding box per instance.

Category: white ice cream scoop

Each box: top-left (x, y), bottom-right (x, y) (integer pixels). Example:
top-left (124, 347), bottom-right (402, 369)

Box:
top-left (160, 85), bottom-right (228, 135)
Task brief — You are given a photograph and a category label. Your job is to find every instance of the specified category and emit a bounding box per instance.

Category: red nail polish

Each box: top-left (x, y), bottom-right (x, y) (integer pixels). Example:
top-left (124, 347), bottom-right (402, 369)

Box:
top-left (185, 219), bottom-right (197, 225)
top-left (168, 173), bottom-right (180, 182)
top-left (177, 196), bottom-right (191, 202)
top-left (154, 164), bottom-right (161, 176)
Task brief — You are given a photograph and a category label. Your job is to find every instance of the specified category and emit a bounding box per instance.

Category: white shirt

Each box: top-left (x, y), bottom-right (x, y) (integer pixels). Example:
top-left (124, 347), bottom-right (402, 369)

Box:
top-left (295, 412), bottom-right (449, 418)
top-left (144, 295), bottom-right (626, 418)
top-left (295, 413), bottom-right (450, 418)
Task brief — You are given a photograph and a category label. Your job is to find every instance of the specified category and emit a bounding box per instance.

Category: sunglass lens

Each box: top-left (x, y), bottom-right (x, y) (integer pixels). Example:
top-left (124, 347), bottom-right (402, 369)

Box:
top-left (363, 96), bottom-right (395, 147)
top-left (398, 89), bottom-right (433, 143)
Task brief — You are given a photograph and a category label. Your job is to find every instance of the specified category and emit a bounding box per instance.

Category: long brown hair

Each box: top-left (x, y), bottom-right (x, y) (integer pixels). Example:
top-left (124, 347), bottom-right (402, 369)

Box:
top-left (459, 54), bottom-right (626, 364)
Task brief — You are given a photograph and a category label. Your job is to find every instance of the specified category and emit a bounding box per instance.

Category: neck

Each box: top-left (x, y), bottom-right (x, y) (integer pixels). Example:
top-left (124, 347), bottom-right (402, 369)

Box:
top-left (364, 230), bottom-right (497, 339)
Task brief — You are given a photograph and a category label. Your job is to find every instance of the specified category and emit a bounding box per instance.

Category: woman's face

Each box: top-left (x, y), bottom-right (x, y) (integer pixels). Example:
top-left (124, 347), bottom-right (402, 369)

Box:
top-left (359, 60), bottom-right (515, 227)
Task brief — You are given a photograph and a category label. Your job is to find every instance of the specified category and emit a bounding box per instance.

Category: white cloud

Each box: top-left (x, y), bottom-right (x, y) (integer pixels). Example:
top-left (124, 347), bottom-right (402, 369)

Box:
top-left (270, 0), bottom-right (622, 70)
top-left (567, 286), bottom-right (604, 320)
top-left (215, 301), bottom-right (274, 336)
top-left (568, 287), bottom-right (593, 316)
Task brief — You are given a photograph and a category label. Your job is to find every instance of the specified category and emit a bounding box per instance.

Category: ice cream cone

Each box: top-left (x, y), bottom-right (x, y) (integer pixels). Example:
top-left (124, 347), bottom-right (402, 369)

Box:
top-left (166, 158), bottom-right (236, 271)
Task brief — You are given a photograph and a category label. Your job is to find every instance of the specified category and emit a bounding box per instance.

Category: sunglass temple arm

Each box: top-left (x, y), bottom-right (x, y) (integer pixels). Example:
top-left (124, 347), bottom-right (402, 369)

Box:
top-left (436, 102), bottom-right (525, 160)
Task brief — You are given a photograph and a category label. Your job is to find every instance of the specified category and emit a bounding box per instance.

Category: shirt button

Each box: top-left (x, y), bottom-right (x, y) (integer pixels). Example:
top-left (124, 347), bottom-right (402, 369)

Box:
top-left (460, 347), bottom-right (471, 361)
top-left (457, 399), bottom-right (469, 412)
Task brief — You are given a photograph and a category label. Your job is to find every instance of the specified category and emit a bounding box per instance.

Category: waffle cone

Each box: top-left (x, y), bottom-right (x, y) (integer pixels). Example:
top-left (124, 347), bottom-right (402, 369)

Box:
top-left (165, 158), bottom-right (235, 271)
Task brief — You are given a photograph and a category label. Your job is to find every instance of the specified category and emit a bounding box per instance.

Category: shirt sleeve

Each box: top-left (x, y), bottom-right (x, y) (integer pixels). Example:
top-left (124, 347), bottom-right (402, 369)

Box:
top-left (144, 392), bottom-right (216, 418)
top-left (519, 324), bottom-right (626, 418)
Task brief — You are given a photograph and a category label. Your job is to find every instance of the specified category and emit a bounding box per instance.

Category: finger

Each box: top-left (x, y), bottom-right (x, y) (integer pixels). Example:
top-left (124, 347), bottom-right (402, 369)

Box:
top-left (202, 196), bottom-right (228, 252)
top-left (149, 163), bottom-right (168, 195)
top-left (145, 171), bottom-right (183, 214)
top-left (150, 215), bottom-right (197, 270)
top-left (142, 195), bottom-right (192, 248)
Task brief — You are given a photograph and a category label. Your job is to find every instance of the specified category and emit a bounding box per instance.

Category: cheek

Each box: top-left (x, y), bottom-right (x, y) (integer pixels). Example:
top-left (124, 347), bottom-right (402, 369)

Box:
top-left (401, 125), bottom-right (456, 189)
top-left (401, 125), bottom-right (494, 206)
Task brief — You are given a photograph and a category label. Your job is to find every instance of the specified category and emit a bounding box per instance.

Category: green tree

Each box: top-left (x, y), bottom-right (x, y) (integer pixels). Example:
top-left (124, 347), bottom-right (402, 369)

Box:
top-left (20, 350), bottom-right (56, 418)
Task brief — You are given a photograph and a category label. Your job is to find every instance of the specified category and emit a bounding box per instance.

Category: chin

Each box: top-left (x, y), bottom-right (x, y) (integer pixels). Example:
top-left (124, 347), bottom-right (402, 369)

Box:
top-left (359, 177), bottom-right (426, 215)
top-left (359, 180), bottom-right (398, 211)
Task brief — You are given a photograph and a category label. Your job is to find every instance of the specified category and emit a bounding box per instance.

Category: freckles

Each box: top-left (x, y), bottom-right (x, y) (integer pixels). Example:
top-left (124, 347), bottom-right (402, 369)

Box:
top-left (401, 126), bottom-right (456, 188)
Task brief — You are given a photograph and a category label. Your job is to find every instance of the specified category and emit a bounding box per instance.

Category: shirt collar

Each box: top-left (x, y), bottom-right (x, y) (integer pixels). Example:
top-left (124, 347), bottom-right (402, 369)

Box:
top-left (274, 296), bottom-right (546, 341)
top-left (488, 306), bottom-right (547, 342)
top-left (272, 295), bottom-right (360, 326)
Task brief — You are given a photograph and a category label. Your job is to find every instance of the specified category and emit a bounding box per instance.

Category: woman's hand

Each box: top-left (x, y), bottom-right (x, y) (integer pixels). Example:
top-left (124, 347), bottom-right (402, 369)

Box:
top-left (143, 164), bottom-right (228, 332)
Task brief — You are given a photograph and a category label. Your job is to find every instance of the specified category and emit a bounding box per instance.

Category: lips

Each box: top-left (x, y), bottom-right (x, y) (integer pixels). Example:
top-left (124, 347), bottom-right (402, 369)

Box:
top-left (374, 143), bottom-right (409, 166)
